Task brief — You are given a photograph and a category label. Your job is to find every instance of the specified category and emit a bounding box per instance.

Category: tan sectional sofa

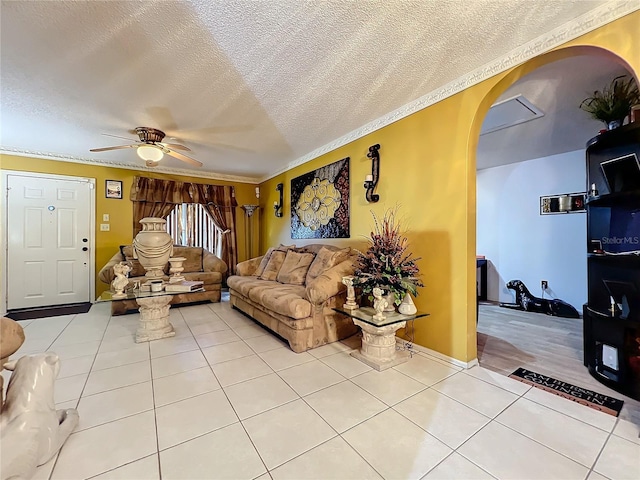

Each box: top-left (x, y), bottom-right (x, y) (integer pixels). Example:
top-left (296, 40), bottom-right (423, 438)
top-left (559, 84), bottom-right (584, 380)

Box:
top-left (99, 245), bottom-right (227, 315)
top-left (228, 244), bottom-right (359, 353)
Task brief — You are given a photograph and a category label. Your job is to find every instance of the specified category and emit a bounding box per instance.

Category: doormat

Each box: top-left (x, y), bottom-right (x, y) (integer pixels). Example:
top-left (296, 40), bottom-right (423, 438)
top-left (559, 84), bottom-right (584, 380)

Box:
top-left (509, 367), bottom-right (624, 417)
top-left (6, 302), bottom-right (92, 321)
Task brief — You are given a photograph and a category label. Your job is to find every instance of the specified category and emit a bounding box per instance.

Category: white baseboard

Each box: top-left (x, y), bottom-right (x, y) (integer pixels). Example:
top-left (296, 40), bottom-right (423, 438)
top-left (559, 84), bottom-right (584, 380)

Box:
top-left (395, 337), bottom-right (479, 370)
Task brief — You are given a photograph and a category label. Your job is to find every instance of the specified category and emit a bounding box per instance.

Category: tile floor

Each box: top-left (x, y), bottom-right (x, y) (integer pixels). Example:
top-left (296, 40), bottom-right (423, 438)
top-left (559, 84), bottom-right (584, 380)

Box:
top-left (3, 296), bottom-right (640, 480)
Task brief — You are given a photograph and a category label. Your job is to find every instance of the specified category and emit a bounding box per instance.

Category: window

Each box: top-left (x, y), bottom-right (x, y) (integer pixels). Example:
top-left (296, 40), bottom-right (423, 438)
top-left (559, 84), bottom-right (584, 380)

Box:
top-left (166, 203), bottom-right (220, 253)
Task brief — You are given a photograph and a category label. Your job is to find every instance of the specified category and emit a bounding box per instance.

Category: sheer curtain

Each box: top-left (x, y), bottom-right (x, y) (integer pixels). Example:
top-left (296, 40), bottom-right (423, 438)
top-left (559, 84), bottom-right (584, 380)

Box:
top-left (130, 176), bottom-right (238, 275)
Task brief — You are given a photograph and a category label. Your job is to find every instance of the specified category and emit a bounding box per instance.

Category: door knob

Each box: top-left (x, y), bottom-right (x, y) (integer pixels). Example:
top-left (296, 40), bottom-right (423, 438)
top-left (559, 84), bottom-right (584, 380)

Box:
top-left (82, 247), bottom-right (88, 251)
top-left (82, 238), bottom-right (88, 242)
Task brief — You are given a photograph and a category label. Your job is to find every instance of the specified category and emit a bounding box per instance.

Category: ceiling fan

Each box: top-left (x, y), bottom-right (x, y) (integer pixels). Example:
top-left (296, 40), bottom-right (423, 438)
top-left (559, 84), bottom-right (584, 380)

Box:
top-left (90, 127), bottom-right (203, 167)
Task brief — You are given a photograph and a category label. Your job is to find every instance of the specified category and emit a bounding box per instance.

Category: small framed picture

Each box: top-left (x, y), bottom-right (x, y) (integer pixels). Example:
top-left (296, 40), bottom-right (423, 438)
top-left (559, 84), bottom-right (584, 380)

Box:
top-left (105, 180), bottom-right (122, 199)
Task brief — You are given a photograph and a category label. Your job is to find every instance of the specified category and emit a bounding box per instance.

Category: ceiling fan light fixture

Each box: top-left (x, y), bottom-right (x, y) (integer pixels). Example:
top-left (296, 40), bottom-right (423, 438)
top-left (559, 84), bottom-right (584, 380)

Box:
top-left (137, 145), bottom-right (163, 162)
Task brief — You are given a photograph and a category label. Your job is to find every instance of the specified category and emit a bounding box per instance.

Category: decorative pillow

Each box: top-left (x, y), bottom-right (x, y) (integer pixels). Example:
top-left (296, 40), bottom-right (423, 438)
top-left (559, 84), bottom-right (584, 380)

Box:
top-left (254, 248), bottom-right (275, 277)
top-left (276, 244), bottom-right (296, 252)
top-left (120, 245), bottom-right (146, 277)
top-left (305, 246), bottom-right (351, 284)
top-left (276, 251), bottom-right (316, 285)
top-left (259, 250), bottom-right (286, 281)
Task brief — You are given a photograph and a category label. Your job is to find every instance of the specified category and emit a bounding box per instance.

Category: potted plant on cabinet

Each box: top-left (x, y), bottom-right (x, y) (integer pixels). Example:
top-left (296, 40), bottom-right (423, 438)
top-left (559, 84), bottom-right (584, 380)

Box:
top-left (579, 75), bottom-right (639, 130)
top-left (354, 208), bottom-right (423, 313)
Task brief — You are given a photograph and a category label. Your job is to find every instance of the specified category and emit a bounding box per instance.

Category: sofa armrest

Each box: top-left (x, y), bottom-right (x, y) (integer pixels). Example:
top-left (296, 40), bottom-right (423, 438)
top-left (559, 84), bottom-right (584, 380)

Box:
top-left (203, 250), bottom-right (228, 275)
top-left (305, 259), bottom-right (355, 305)
top-left (98, 251), bottom-right (125, 284)
top-left (235, 256), bottom-right (263, 276)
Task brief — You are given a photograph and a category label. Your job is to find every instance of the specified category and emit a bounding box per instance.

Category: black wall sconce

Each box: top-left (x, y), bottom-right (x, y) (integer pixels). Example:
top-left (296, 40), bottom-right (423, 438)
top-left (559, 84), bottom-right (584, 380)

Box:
top-left (364, 144), bottom-right (380, 203)
top-left (274, 183), bottom-right (284, 217)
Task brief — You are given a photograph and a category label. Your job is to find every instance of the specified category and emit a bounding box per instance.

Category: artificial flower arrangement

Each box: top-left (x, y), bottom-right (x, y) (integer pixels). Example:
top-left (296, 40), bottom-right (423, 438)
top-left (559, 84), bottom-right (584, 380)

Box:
top-left (354, 208), bottom-right (423, 306)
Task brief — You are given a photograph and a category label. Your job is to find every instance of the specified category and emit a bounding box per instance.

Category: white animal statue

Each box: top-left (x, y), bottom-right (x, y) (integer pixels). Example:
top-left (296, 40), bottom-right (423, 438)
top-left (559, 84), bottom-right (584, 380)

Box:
top-left (372, 287), bottom-right (388, 321)
top-left (0, 353), bottom-right (79, 480)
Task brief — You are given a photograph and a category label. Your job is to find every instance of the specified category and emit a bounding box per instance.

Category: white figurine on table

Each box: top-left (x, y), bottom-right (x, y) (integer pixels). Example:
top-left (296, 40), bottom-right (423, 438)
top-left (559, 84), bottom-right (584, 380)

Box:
top-left (342, 276), bottom-right (359, 310)
top-left (372, 287), bottom-right (388, 321)
top-left (111, 262), bottom-right (131, 298)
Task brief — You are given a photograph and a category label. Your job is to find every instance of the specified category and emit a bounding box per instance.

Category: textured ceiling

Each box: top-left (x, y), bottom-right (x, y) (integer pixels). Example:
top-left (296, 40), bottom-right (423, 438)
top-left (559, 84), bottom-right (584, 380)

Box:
top-left (1, 1), bottom-right (637, 182)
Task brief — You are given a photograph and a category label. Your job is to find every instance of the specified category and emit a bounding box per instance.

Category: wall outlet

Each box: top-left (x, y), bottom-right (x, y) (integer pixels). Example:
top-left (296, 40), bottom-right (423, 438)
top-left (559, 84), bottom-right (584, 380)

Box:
top-left (100, 223), bottom-right (110, 231)
top-left (102, 213), bottom-right (110, 222)
top-left (541, 280), bottom-right (548, 290)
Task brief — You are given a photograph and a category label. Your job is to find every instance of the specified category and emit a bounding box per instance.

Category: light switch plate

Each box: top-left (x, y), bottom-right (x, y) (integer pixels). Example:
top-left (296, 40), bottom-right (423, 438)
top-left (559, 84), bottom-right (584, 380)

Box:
top-left (602, 344), bottom-right (618, 370)
top-left (102, 213), bottom-right (110, 222)
top-left (100, 223), bottom-right (110, 231)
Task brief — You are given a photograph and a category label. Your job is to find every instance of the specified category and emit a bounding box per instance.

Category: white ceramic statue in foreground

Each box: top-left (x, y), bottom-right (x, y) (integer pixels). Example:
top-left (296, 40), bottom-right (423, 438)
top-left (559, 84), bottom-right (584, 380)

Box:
top-left (372, 287), bottom-right (388, 321)
top-left (0, 353), bottom-right (79, 480)
top-left (111, 261), bottom-right (131, 298)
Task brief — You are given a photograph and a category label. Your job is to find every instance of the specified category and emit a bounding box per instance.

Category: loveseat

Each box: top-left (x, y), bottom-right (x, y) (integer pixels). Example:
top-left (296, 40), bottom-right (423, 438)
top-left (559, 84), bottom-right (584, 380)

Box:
top-left (227, 244), bottom-right (359, 352)
top-left (99, 245), bottom-right (227, 315)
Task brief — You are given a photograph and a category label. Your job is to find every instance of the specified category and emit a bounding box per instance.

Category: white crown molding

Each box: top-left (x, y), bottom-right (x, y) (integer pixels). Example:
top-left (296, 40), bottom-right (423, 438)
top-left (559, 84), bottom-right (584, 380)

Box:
top-left (0, 148), bottom-right (262, 184)
top-left (262, 1), bottom-right (640, 182)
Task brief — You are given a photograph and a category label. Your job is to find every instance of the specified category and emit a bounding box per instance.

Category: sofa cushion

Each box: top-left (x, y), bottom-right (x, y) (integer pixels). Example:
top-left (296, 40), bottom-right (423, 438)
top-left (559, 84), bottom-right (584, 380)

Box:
top-left (305, 246), bottom-right (351, 284)
top-left (169, 246), bottom-right (203, 273)
top-left (259, 250), bottom-right (286, 281)
top-left (120, 245), bottom-right (146, 277)
top-left (228, 276), bottom-right (311, 319)
top-left (276, 251), bottom-right (315, 285)
top-left (254, 247), bottom-right (275, 277)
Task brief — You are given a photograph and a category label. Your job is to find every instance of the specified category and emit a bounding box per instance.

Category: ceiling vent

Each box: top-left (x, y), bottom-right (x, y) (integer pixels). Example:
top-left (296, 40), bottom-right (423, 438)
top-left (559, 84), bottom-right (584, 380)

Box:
top-left (480, 94), bottom-right (544, 136)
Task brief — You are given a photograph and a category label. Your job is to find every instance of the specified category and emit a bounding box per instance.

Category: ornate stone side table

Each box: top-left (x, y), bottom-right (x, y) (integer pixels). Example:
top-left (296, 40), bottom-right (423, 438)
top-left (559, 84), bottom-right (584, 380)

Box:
top-left (333, 307), bottom-right (429, 371)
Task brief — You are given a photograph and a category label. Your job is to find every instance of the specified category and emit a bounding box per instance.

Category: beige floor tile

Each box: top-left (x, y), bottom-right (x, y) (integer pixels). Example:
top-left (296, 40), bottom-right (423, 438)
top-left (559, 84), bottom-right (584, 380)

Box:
top-left (304, 381), bottom-right (387, 433)
top-left (187, 318), bottom-right (230, 335)
top-left (160, 423), bottom-right (266, 480)
top-left (155, 390), bottom-right (238, 450)
top-left (92, 344), bottom-right (150, 370)
top-left (586, 471), bottom-right (610, 480)
top-left (279, 360), bottom-right (345, 396)
top-left (342, 409), bottom-right (452, 480)
top-left (149, 335), bottom-right (199, 358)
top-left (54, 373), bottom-right (88, 404)
top-left (422, 452), bottom-right (495, 479)
top-left (201, 340), bottom-right (254, 365)
top-left (76, 381), bottom-right (154, 431)
top-left (84, 360), bottom-right (151, 396)
top-left (394, 354), bottom-right (460, 386)
top-left (243, 399), bottom-right (337, 470)
top-left (244, 333), bottom-right (288, 353)
top-left (195, 329), bottom-right (241, 349)
top-left (395, 388), bottom-right (490, 449)
top-left (464, 365), bottom-right (532, 395)
top-left (594, 434), bottom-right (640, 480)
top-left (91, 454), bottom-right (159, 480)
top-left (432, 372), bottom-right (518, 418)
top-left (210, 354), bottom-right (272, 387)
top-left (150, 349), bottom-right (207, 379)
top-left (98, 335), bottom-right (142, 354)
top-left (233, 324), bottom-right (269, 339)
top-left (225, 373), bottom-right (299, 420)
top-left (306, 341), bottom-right (353, 359)
top-left (351, 368), bottom-right (427, 406)
top-left (524, 386), bottom-right (617, 432)
top-left (51, 411), bottom-right (157, 480)
top-left (50, 340), bottom-right (101, 360)
top-left (320, 351), bottom-right (373, 378)
top-left (495, 397), bottom-right (609, 467)
top-left (152, 366), bottom-right (220, 407)
top-left (57, 354), bottom-right (95, 379)
top-left (258, 347), bottom-right (316, 371)
top-left (270, 436), bottom-right (382, 480)
top-left (613, 417), bottom-right (640, 445)
top-left (458, 421), bottom-right (588, 480)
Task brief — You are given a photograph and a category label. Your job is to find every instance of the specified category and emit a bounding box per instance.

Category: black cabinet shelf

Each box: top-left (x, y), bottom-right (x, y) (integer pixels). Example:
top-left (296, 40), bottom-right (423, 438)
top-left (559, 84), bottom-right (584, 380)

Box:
top-left (583, 123), bottom-right (640, 401)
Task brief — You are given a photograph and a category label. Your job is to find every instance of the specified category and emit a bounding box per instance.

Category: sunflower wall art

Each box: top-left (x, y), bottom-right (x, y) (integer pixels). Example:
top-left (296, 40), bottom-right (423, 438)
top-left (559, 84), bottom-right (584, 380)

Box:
top-left (291, 157), bottom-right (350, 239)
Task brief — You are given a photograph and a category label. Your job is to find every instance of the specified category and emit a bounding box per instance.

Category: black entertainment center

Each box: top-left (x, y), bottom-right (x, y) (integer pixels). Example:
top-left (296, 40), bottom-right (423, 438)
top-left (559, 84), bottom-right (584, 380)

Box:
top-left (583, 122), bottom-right (640, 401)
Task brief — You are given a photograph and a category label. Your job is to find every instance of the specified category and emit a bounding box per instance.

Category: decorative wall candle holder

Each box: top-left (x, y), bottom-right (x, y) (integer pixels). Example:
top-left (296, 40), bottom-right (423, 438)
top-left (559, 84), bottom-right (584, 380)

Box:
top-left (364, 144), bottom-right (380, 203)
top-left (274, 183), bottom-right (284, 217)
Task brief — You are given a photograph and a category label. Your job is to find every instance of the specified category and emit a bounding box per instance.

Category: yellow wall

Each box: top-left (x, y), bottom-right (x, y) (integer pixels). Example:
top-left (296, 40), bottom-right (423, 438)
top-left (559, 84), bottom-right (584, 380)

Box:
top-left (0, 155), bottom-right (258, 297)
top-left (259, 12), bottom-right (640, 363)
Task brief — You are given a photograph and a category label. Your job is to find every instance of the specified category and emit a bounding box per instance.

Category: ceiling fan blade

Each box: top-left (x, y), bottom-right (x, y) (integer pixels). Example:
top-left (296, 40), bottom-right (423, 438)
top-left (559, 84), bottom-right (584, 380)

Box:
top-left (165, 149), bottom-right (203, 167)
top-left (102, 133), bottom-right (138, 142)
top-left (90, 145), bottom-right (137, 152)
top-left (159, 142), bottom-right (191, 151)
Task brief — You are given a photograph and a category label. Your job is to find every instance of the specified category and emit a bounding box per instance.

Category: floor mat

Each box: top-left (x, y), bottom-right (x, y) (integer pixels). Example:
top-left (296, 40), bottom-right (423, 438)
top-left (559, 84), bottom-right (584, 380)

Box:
top-left (6, 302), bottom-right (92, 321)
top-left (509, 367), bottom-right (623, 416)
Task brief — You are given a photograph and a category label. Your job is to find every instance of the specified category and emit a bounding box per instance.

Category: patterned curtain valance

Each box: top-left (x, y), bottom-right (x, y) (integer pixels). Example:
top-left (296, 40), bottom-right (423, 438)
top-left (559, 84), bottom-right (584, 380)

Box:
top-left (130, 176), bottom-right (237, 208)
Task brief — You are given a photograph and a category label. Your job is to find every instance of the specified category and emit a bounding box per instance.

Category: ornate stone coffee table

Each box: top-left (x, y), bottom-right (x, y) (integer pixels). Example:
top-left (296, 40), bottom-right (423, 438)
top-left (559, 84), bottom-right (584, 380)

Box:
top-left (334, 307), bottom-right (429, 371)
top-left (99, 289), bottom-right (185, 343)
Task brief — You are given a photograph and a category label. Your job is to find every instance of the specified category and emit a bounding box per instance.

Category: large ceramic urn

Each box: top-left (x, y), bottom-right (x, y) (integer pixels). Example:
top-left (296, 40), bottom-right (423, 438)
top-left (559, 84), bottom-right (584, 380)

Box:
top-left (133, 217), bottom-right (173, 279)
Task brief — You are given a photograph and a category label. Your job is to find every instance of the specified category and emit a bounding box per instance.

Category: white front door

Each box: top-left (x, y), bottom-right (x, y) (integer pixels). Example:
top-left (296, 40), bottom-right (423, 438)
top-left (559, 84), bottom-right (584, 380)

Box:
top-left (6, 173), bottom-right (93, 310)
